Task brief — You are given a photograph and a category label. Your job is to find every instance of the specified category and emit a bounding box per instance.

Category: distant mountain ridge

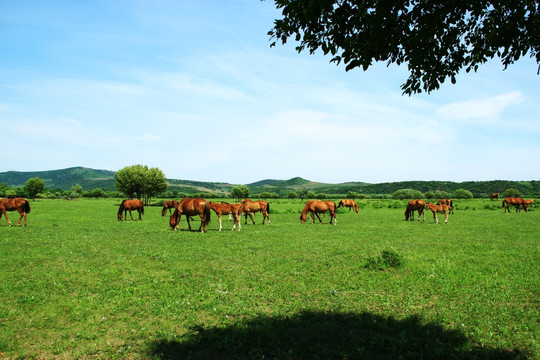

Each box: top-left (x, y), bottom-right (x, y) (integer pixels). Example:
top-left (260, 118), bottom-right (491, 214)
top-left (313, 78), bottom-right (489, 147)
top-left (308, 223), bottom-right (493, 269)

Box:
top-left (0, 167), bottom-right (538, 196)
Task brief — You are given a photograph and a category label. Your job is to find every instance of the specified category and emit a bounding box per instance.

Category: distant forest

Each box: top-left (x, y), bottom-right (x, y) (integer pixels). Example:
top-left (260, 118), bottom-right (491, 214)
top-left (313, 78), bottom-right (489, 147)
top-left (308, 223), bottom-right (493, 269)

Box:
top-left (0, 167), bottom-right (538, 198)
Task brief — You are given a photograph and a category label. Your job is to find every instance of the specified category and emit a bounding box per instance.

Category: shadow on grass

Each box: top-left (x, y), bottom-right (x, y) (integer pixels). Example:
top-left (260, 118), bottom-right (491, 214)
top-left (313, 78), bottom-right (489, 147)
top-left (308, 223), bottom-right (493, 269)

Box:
top-left (148, 310), bottom-right (528, 359)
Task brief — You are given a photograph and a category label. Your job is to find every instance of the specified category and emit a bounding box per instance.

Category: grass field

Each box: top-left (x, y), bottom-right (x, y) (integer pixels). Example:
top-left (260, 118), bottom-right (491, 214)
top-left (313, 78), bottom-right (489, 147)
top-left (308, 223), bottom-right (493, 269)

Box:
top-left (0, 198), bottom-right (538, 359)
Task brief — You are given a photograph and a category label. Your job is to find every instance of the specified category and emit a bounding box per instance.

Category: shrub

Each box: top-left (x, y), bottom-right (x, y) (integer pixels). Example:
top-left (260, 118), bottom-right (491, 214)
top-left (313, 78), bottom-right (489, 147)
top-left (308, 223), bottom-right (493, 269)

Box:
top-left (365, 250), bottom-right (403, 270)
top-left (453, 189), bottom-right (473, 199)
top-left (392, 189), bottom-right (423, 200)
top-left (503, 188), bottom-right (522, 198)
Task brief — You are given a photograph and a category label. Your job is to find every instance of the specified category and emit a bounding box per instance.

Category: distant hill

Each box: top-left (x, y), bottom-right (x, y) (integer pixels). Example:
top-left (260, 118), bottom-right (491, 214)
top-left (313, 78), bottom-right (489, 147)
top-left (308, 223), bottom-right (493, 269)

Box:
top-left (0, 167), bottom-right (538, 196)
top-left (0, 167), bottom-right (117, 191)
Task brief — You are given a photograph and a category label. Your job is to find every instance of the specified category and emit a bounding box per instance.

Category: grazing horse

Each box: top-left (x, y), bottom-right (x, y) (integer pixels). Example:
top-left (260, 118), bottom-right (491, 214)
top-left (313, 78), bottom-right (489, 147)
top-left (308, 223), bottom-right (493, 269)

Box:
top-left (502, 197), bottom-right (528, 213)
top-left (237, 199), bottom-right (270, 225)
top-left (437, 198), bottom-right (454, 214)
top-left (0, 197), bottom-right (31, 227)
top-left (337, 199), bottom-right (359, 213)
top-left (490, 193), bottom-right (500, 201)
top-left (117, 199), bottom-right (144, 221)
top-left (524, 199), bottom-right (534, 210)
top-left (426, 202), bottom-right (450, 224)
top-left (170, 197), bottom-right (211, 232)
top-left (300, 200), bottom-right (337, 225)
top-left (404, 199), bottom-right (425, 221)
top-left (209, 202), bottom-right (241, 231)
top-left (161, 200), bottom-right (179, 216)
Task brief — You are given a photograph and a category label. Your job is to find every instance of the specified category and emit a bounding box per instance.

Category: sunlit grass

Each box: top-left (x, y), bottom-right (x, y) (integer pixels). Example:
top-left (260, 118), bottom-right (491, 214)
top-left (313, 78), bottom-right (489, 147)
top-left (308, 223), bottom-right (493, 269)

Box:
top-left (0, 198), bottom-right (537, 358)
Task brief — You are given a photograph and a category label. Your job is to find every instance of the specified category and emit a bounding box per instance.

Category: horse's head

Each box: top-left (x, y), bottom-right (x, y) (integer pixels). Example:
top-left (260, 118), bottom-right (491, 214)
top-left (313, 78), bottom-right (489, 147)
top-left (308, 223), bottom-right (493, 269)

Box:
top-left (169, 212), bottom-right (178, 230)
top-left (161, 206), bottom-right (167, 217)
top-left (117, 212), bottom-right (123, 221)
top-left (300, 212), bottom-right (307, 223)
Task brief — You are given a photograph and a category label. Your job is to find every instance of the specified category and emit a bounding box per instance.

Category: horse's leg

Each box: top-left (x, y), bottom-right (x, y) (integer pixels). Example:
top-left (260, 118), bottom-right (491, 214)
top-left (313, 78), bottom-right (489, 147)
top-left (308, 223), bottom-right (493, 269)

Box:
top-left (433, 211), bottom-right (438, 224)
top-left (248, 212), bottom-right (255, 225)
top-left (444, 211), bottom-right (448, 224)
top-left (2, 210), bottom-right (12, 227)
top-left (198, 213), bottom-right (207, 233)
top-left (138, 209), bottom-right (142, 221)
top-left (232, 214), bottom-right (241, 231)
top-left (17, 210), bottom-right (24, 226)
top-left (315, 212), bottom-right (322, 223)
top-left (218, 214), bottom-right (223, 232)
top-left (129, 209), bottom-right (135, 221)
top-left (186, 216), bottom-right (192, 231)
top-left (261, 210), bottom-right (269, 225)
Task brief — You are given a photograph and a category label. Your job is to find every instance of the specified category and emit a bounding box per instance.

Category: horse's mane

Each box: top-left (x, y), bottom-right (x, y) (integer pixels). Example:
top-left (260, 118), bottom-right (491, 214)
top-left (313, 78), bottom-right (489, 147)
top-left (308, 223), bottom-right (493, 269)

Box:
top-left (118, 200), bottom-right (126, 214)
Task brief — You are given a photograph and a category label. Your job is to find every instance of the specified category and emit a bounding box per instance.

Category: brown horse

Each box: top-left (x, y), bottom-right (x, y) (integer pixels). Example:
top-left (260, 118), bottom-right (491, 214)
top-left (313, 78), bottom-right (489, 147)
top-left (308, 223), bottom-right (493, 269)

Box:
top-left (502, 197), bottom-right (528, 213)
top-left (490, 193), bottom-right (500, 201)
top-left (0, 197), bottom-right (31, 227)
top-left (209, 202), bottom-right (241, 231)
top-left (426, 202), bottom-right (450, 224)
top-left (161, 200), bottom-right (179, 216)
top-left (337, 199), bottom-right (359, 213)
top-left (117, 199), bottom-right (144, 221)
top-left (170, 197), bottom-right (211, 232)
top-left (437, 198), bottom-right (454, 214)
top-left (300, 200), bottom-right (337, 225)
top-left (237, 199), bottom-right (270, 225)
top-left (404, 199), bottom-right (425, 221)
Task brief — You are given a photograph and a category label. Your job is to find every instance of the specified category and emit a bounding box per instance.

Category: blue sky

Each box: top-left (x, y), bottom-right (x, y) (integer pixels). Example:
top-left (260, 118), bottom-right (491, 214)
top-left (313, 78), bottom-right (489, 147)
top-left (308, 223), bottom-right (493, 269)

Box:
top-left (1, 1), bottom-right (539, 184)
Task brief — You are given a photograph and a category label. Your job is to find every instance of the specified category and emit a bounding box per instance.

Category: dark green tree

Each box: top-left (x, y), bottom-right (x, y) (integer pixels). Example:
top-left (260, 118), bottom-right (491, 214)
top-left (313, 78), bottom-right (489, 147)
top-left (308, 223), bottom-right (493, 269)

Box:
top-left (231, 185), bottom-right (250, 202)
top-left (503, 188), bottom-right (522, 198)
top-left (287, 191), bottom-right (298, 199)
top-left (115, 165), bottom-right (167, 204)
top-left (346, 190), bottom-right (359, 199)
top-left (24, 177), bottom-right (45, 200)
top-left (268, 0), bottom-right (539, 95)
top-left (453, 189), bottom-right (473, 199)
top-left (392, 189), bottom-right (423, 200)
top-left (297, 189), bottom-right (308, 200)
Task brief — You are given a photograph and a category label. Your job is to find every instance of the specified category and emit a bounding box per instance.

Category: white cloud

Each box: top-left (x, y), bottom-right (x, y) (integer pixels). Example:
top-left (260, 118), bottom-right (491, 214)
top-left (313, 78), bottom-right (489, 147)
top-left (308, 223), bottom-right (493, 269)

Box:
top-left (437, 91), bottom-right (523, 122)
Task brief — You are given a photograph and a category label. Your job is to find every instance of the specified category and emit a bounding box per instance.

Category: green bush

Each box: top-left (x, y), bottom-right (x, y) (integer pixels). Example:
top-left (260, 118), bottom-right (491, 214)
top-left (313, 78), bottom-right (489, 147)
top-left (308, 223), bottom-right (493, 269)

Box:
top-left (365, 250), bottom-right (403, 270)
top-left (503, 188), bottom-right (522, 198)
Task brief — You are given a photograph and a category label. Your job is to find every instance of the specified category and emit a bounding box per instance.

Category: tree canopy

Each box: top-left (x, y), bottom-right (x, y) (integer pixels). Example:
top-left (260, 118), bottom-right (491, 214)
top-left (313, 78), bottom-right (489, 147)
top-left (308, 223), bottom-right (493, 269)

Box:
top-left (268, 0), bottom-right (540, 95)
top-left (115, 165), bottom-right (167, 204)
top-left (24, 177), bottom-right (45, 200)
top-left (231, 185), bottom-right (250, 202)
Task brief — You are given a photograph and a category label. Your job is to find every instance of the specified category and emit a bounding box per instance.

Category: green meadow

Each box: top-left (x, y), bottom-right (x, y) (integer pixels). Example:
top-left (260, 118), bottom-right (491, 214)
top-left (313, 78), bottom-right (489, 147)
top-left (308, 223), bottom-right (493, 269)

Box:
top-left (0, 198), bottom-right (538, 359)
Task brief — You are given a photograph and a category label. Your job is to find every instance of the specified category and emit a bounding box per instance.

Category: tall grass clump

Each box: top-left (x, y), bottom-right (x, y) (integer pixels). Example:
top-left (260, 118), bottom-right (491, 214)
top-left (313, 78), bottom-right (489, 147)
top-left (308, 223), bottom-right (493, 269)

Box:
top-left (365, 249), bottom-right (403, 270)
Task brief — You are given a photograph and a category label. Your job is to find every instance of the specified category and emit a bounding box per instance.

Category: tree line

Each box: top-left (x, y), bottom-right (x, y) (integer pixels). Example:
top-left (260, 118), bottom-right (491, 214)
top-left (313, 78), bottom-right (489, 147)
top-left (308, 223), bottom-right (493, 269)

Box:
top-left (1, 164), bottom-right (537, 202)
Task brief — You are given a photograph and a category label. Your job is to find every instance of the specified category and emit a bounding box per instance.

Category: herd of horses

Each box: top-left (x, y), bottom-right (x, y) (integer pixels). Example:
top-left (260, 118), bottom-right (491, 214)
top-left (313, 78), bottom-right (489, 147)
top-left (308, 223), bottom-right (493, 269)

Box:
top-left (404, 196), bottom-right (533, 224)
top-left (0, 195), bottom-right (534, 229)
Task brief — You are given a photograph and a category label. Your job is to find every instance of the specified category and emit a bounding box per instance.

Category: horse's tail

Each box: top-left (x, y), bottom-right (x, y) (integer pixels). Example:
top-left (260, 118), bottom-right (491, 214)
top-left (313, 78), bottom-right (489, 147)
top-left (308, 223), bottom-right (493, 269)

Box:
top-left (204, 202), bottom-right (211, 225)
top-left (502, 199), bottom-right (507, 207)
top-left (267, 203), bottom-right (270, 214)
top-left (22, 199), bottom-right (31, 214)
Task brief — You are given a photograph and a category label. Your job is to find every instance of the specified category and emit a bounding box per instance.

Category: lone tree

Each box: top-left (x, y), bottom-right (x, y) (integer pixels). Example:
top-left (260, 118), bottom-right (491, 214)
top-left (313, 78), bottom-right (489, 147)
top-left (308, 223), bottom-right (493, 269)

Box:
top-left (231, 185), bottom-right (250, 202)
top-left (115, 165), bottom-right (167, 204)
top-left (24, 177), bottom-right (45, 200)
top-left (268, 0), bottom-right (539, 95)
